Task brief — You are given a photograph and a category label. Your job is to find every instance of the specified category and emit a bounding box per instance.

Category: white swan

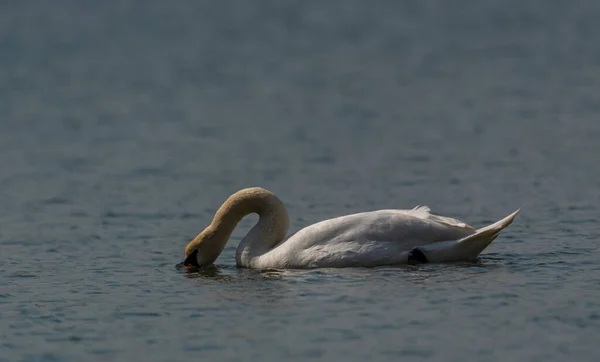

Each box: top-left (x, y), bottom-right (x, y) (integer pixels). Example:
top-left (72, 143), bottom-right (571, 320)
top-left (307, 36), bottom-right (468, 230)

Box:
top-left (183, 187), bottom-right (520, 269)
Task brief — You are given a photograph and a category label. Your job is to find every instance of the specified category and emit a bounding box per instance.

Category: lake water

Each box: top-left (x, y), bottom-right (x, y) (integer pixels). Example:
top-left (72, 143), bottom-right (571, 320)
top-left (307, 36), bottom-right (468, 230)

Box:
top-left (1, 0), bottom-right (600, 361)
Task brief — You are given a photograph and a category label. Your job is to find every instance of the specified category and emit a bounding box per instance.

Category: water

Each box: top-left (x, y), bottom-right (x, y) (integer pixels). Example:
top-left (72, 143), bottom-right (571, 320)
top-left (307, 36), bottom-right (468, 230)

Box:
top-left (1, 0), bottom-right (600, 360)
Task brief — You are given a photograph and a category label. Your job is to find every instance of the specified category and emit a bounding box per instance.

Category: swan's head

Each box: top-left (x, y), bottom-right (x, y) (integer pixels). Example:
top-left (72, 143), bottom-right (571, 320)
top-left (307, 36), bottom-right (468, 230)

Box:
top-left (183, 227), bottom-right (224, 268)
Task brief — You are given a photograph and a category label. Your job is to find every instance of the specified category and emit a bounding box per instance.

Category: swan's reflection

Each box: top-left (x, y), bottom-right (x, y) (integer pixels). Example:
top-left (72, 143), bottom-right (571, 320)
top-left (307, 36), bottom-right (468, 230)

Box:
top-left (176, 262), bottom-right (285, 282)
top-left (176, 257), bottom-right (495, 284)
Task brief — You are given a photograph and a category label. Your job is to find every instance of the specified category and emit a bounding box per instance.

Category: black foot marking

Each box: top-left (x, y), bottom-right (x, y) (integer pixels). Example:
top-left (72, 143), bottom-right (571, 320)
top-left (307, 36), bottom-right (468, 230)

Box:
top-left (408, 248), bottom-right (428, 264)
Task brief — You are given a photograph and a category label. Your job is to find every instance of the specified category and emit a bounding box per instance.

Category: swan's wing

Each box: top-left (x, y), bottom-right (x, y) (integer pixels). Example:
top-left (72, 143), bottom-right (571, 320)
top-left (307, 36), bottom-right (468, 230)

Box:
top-left (405, 205), bottom-right (475, 232)
top-left (285, 207), bottom-right (476, 250)
top-left (354, 208), bottom-right (476, 246)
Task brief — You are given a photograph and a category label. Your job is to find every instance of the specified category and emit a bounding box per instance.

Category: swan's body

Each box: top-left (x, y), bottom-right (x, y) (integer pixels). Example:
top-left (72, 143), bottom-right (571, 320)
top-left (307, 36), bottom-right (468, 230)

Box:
top-left (183, 187), bottom-right (520, 269)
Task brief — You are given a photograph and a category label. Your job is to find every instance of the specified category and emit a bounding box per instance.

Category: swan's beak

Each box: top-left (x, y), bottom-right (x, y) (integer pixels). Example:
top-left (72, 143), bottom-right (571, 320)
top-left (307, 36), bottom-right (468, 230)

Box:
top-left (183, 249), bottom-right (201, 268)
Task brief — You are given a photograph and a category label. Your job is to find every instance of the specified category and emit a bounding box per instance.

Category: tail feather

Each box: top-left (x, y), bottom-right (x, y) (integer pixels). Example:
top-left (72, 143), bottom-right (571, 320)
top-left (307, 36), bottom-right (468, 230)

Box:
top-left (455, 208), bottom-right (520, 259)
top-left (417, 208), bottom-right (520, 262)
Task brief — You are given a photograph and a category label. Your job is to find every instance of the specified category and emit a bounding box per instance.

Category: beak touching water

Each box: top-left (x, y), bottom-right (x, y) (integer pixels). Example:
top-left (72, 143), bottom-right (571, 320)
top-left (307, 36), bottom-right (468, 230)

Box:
top-left (183, 249), bottom-right (201, 268)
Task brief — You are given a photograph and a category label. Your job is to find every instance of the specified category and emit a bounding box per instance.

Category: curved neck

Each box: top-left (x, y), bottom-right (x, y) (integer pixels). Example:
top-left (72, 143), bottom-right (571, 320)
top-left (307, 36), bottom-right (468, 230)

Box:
top-left (210, 188), bottom-right (290, 266)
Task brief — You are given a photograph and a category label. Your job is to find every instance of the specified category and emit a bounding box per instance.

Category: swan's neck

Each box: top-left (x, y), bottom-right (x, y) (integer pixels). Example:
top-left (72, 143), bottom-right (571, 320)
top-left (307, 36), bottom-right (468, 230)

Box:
top-left (210, 188), bottom-right (290, 267)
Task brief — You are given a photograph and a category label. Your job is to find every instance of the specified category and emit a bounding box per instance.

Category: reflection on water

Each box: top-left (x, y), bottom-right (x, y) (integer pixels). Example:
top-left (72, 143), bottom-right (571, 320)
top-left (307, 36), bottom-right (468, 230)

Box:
top-left (180, 264), bottom-right (286, 283)
top-left (178, 257), bottom-right (494, 286)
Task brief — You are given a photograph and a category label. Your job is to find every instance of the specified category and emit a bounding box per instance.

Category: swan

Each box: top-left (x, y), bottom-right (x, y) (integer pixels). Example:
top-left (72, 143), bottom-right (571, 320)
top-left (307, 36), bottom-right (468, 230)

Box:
top-left (183, 187), bottom-right (520, 269)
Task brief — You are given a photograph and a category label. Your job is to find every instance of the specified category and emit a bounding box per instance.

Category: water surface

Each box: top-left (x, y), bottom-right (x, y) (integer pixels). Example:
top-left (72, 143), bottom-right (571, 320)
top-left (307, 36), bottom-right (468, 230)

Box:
top-left (1, 1), bottom-right (600, 361)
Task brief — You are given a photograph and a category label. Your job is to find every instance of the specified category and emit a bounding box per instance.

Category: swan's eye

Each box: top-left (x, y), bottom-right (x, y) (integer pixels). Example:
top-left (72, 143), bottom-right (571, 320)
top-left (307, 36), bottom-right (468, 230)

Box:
top-left (183, 249), bottom-right (201, 268)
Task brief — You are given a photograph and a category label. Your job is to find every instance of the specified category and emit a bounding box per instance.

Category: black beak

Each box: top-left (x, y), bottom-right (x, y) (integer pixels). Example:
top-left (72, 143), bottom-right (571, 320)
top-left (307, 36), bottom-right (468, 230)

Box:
top-left (183, 249), bottom-right (201, 268)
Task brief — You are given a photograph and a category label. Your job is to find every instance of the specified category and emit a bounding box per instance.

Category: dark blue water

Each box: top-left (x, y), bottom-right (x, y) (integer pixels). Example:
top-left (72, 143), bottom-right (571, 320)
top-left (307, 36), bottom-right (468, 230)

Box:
top-left (2, 1), bottom-right (600, 361)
